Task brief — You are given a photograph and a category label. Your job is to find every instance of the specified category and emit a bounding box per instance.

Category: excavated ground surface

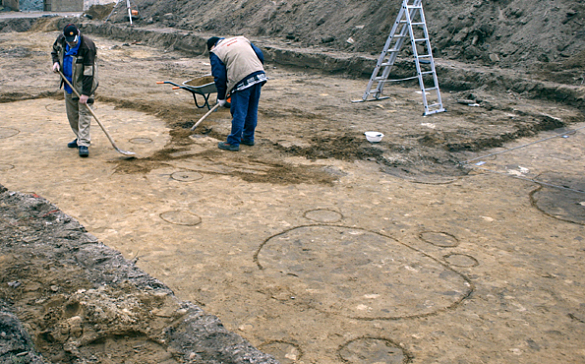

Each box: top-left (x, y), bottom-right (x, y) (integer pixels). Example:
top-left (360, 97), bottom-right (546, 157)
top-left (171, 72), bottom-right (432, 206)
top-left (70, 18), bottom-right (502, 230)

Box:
top-left (1, 14), bottom-right (585, 364)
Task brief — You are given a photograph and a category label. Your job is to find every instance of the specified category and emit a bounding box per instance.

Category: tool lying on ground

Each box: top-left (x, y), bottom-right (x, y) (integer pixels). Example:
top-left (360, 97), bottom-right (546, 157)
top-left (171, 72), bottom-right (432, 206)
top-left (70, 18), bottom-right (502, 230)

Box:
top-left (58, 71), bottom-right (136, 157)
top-left (157, 75), bottom-right (217, 110)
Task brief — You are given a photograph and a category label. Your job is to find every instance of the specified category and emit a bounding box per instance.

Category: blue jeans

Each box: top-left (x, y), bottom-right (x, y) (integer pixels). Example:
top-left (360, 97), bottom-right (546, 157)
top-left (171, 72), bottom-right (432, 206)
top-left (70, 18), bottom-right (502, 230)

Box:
top-left (227, 83), bottom-right (262, 146)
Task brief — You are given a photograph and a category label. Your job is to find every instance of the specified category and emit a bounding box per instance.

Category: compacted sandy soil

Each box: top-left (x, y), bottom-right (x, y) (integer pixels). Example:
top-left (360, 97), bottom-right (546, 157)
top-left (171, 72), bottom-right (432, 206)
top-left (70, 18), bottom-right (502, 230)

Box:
top-left (1, 12), bottom-right (585, 364)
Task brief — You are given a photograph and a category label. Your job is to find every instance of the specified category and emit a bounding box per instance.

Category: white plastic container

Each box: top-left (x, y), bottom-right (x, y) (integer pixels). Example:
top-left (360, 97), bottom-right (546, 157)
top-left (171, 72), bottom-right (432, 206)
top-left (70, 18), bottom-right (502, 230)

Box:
top-left (365, 131), bottom-right (384, 143)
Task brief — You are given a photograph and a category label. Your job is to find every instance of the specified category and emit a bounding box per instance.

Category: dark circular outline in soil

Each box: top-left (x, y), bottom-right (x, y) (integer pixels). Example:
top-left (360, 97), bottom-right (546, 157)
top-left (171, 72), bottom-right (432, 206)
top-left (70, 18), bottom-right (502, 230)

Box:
top-left (45, 102), bottom-right (66, 113)
top-left (0, 127), bottom-right (20, 139)
top-left (171, 170), bottom-right (204, 182)
top-left (253, 224), bottom-right (475, 321)
top-left (418, 231), bottom-right (460, 248)
top-left (443, 253), bottom-right (479, 268)
top-left (337, 336), bottom-right (413, 364)
top-left (129, 137), bottom-right (154, 144)
top-left (529, 186), bottom-right (585, 226)
top-left (159, 210), bottom-right (202, 226)
top-left (303, 208), bottom-right (343, 223)
top-left (258, 340), bottom-right (303, 363)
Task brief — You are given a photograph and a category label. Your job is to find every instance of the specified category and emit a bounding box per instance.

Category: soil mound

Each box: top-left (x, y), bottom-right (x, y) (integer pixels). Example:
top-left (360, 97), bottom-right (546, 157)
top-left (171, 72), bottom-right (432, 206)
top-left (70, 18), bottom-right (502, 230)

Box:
top-left (107, 0), bottom-right (585, 80)
top-left (83, 3), bottom-right (115, 21)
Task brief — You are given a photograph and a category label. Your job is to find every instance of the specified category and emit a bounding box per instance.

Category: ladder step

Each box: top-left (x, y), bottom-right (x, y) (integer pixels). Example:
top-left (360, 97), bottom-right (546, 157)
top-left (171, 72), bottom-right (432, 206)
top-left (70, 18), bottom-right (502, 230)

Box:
top-left (418, 54), bottom-right (432, 58)
top-left (411, 22), bottom-right (425, 26)
top-left (414, 38), bottom-right (428, 42)
top-left (380, 62), bottom-right (395, 67)
top-left (423, 87), bottom-right (438, 91)
top-left (406, 5), bottom-right (422, 9)
top-left (427, 103), bottom-right (442, 108)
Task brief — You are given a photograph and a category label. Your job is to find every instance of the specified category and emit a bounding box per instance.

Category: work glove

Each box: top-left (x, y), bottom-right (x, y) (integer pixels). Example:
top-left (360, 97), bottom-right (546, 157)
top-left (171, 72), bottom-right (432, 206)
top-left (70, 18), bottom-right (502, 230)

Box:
top-left (52, 62), bottom-right (60, 73)
top-left (217, 99), bottom-right (227, 107)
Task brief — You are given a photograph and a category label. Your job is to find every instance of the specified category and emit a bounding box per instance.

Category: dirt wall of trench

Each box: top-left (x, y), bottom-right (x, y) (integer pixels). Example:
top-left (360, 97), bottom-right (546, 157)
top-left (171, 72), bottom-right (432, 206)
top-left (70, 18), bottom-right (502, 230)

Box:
top-left (2, 15), bottom-right (584, 111)
top-left (0, 183), bottom-right (279, 364)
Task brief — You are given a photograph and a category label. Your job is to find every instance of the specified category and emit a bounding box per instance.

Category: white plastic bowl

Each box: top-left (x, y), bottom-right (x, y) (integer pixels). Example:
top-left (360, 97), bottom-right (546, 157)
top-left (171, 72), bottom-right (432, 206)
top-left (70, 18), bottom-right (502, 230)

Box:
top-left (365, 131), bottom-right (384, 143)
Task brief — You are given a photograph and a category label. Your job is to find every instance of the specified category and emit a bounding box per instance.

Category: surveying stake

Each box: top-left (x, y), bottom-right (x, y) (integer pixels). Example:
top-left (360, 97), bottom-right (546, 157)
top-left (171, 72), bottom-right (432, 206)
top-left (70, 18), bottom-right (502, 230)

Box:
top-left (105, 0), bottom-right (138, 25)
top-left (354, 0), bottom-right (445, 116)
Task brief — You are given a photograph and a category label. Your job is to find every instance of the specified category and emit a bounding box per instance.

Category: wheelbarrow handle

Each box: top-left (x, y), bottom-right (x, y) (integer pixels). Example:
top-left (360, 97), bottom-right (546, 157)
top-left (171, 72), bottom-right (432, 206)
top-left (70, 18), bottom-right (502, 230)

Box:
top-left (156, 81), bottom-right (181, 87)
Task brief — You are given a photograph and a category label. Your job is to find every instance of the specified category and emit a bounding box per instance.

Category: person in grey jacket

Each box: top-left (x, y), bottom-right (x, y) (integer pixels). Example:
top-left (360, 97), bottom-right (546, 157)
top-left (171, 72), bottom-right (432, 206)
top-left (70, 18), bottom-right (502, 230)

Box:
top-left (207, 36), bottom-right (267, 151)
top-left (51, 23), bottom-right (98, 157)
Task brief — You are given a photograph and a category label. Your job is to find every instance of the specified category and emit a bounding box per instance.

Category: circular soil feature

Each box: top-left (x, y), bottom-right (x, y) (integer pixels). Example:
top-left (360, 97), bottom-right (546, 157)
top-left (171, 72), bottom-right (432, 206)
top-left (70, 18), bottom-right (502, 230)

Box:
top-left (259, 341), bottom-right (302, 364)
top-left (338, 337), bottom-right (408, 364)
top-left (531, 172), bottom-right (585, 225)
top-left (256, 226), bottom-right (472, 319)
top-left (129, 138), bottom-right (153, 144)
top-left (171, 171), bottom-right (204, 182)
top-left (159, 210), bottom-right (201, 226)
top-left (303, 209), bottom-right (343, 223)
top-left (0, 127), bottom-right (19, 139)
top-left (419, 231), bottom-right (459, 247)
top-left (45, 103), bottom-right (66, 113)
top-left (444, 253), bottom-right (479, 268)
top-left (0, 164), bottom-right (15, 171)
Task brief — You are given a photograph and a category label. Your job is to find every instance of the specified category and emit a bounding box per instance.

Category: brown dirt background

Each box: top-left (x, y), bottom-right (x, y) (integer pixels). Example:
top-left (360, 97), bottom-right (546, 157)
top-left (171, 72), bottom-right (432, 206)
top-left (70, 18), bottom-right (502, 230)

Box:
top-left (1, 2), bottom-right (585, 363)
top-left (104, 0), bottom-right (585, 85)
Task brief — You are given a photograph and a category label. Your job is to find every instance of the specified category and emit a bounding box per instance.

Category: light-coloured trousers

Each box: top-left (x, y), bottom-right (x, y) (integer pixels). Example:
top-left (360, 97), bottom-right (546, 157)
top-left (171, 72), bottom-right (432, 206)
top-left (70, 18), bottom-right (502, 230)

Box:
top-left (65, 91), bottom-right (92, 147)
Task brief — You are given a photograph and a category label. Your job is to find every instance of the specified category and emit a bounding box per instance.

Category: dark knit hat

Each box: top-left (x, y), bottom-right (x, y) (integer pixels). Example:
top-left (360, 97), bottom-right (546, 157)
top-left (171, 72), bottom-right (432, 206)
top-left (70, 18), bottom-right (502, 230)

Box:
top-left (63, 23), bottom-right (79, 42)
top-left (207, 36), bottom-right (220, 51)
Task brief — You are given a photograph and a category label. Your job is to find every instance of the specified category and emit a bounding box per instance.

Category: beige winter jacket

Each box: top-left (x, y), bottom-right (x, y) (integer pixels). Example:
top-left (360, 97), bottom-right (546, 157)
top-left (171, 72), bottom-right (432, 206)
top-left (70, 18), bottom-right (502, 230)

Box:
top-left (211, 36), bottom-right (264, 95)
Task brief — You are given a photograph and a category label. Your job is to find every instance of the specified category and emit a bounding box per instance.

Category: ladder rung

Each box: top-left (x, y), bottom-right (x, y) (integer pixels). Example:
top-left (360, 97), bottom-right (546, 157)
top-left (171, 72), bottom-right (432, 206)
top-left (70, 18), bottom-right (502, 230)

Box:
top-left (384, 48), bottom-right (400, 53)
top-left (411, 22), bottom-right (425, 26)
top-left (406, 5), bottom-right (422, 9)
top-left (420, 71), bottom-right (434, 75)
top-left (427, 103), bottom-right (442, 108)
top-left (424, 87), bottom-right (438, 91)
top-left (414, 38), bottom-right (428, 42)
top-left (418, 54), bottom-right (432, 58)
top-left (380, 62), bottom-right (395, 67)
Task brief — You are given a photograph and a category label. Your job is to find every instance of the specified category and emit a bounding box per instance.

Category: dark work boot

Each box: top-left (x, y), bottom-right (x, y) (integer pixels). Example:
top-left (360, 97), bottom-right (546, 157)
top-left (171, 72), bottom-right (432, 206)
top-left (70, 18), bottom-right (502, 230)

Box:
top-left (241, 139), bottom-right (255, 146)
top-left (68, 139), bottom-right (78, 148)
top-left (78, 146), bottom-right (89, 157)
top-left (218, 142), bottom-right (239, 151)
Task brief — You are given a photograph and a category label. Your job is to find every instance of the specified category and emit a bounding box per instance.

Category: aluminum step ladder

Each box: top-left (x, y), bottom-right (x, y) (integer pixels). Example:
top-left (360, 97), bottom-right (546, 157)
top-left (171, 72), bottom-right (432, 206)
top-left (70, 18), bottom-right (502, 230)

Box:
top-left (355, 0), bottom-right (445, 116)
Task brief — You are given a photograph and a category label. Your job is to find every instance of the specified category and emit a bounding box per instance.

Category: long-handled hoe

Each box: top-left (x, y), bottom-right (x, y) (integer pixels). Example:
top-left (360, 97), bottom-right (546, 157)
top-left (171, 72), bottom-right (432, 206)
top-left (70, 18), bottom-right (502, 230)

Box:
top-left (58, 71), bottom-right (136, 157)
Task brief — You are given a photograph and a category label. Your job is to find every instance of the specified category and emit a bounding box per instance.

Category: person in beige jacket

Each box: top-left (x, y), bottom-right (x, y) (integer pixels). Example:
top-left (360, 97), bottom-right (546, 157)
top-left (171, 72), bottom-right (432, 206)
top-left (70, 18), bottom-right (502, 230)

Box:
top-left (207, 36), bottom-right (267, 151)
top-left (51, 24), bottom-right (98, 157)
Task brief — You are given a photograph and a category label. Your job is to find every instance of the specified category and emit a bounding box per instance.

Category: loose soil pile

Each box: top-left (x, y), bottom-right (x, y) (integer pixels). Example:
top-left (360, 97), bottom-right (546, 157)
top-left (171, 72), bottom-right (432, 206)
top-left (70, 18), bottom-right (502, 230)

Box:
top-left (105, 0), bottom-right (585, 85)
